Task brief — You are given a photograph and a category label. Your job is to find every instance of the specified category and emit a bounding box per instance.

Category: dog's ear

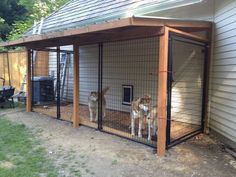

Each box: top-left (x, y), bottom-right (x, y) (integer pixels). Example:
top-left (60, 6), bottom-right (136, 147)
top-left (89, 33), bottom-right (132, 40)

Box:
top-left (144, 95), bottom-right (151, 100)
top-left (148, 95), bottom-right (152, 101)
top-left (138, 97), bottom-right (142, 103)
top-left (148, 95), bottom-right (151, 99)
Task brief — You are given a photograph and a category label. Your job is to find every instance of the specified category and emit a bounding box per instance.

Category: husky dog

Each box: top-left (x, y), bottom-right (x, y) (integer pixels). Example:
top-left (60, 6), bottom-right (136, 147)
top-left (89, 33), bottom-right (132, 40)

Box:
top-left (131, 95), bottom-right (152, 138)
top-left (146, 107), bottom-right (157, 141)
top-left (88, 87), bottom-right (109, 122)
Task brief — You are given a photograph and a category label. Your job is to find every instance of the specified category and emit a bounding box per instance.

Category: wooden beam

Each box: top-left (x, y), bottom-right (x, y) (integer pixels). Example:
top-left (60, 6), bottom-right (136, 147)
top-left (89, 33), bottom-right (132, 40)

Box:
top-left (168, 27), bottom-right (209, 42)
top-left (73, 44), bottom-right (80, 128)
top-left (132, 17), bottom-right (212, 29)
top-left (25, 26), bottom-right (162, 49)
top-left (157, 26), bottom-right (169, 156)
top-left (26, 49), bottom-right (32, 112)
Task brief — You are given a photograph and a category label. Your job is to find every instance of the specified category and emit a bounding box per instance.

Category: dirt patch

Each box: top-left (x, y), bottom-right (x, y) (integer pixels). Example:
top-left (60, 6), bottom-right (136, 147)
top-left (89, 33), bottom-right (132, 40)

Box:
top-left (2, 109), bottom-right (236, 177)
top-left (0, 161), bottom-right (15, 169)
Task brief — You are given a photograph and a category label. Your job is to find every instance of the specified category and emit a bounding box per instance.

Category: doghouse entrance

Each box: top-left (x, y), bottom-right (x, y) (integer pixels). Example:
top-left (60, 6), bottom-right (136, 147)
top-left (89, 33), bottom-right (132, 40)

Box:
top-left (166, 34), bottom-right (208, 147)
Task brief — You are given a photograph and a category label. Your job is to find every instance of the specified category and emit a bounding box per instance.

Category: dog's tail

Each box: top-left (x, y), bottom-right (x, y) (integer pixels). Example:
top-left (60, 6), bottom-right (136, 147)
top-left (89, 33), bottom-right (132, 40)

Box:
top-left (102, 86), bottom-right (110, 95)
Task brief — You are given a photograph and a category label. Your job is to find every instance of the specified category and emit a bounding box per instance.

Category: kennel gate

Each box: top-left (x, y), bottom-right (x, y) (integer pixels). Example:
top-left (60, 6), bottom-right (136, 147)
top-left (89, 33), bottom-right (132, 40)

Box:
top-left (166, 33), bottom-right (208, 148)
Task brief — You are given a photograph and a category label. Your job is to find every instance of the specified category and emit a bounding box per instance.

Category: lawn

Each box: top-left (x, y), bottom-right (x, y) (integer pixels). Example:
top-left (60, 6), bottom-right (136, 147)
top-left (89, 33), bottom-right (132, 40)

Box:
top-left (0, 118), bottom-right (57, 177)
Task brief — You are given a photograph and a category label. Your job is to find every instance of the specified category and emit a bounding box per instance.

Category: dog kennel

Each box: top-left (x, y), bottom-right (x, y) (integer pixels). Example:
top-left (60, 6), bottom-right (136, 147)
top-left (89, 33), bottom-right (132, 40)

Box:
top-left (30, 33), bottom-right (209, 148)
top-left (1, 17), bottom-right (212, 155)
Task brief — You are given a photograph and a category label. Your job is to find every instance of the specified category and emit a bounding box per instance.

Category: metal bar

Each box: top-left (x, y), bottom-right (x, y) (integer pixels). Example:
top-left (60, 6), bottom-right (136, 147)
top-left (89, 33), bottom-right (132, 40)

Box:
top-left (166, 35), bottom-right (173, 147)
top-left (98, 43), bottom-right (103, 130)
top-left (201, 45), bottom-right (209, 131)
top-left (56, 46), bottom-right (61, 119)
top-left (30, 48), bottom-right (74, 54)
top-left (170, 33), bottom-right (207, 47)
top-left (101, 129), bottom-right (157, 148)
top-left (79, 123), bottom-right (157, 148)
top-left (167, 129), bottom-right (202, 148)
top-left (31, 50), bottom-right (34, 108)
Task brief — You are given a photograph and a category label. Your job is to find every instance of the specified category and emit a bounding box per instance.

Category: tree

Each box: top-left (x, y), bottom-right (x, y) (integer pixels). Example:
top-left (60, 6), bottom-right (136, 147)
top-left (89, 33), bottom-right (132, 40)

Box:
top-left (0, 0), bottom-right (27, 40)
top-left (7, 0), bottom-right (70, 40)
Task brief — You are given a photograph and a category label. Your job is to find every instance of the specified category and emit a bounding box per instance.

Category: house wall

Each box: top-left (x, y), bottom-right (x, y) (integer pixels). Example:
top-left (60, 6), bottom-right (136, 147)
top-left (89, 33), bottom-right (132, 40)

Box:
top-left (48, 46), bottom-right (74, 102)
top-left (210, 0), bottom-right (236, 148)
top-left (145, 0), bottom-right (236, 148)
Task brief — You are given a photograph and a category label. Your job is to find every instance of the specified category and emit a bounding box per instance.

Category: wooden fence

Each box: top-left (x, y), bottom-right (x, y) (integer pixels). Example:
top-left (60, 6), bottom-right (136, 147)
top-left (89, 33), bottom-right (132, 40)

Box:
top-left (0, 50), bottom-right (49, 92)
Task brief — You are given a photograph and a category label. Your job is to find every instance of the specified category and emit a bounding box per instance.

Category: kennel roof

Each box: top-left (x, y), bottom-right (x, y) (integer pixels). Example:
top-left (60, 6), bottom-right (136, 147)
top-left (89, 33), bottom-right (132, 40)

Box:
top-left (0, 16), bottom-right (212, 48)
top-left (0, 0), bottom-right (212, 48)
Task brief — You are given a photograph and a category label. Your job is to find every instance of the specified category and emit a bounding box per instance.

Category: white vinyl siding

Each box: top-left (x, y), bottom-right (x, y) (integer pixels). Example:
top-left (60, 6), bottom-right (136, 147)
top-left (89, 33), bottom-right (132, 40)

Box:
top-left (210, 0), bottom-right (236, 144)
top-left (48, 46), bottom-right (74, 102)
top-left (79, 44), bottom-right (99, 105)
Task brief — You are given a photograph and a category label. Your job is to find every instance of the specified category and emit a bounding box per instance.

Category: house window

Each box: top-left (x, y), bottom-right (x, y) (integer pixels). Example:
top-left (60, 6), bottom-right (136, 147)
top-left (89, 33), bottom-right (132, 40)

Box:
top-left (122, 85), bottom-right (133, 105)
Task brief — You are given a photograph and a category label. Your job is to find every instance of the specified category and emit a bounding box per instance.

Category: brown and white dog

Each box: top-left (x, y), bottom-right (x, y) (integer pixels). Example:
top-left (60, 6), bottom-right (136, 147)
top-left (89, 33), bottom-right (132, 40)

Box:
top-left (131, 95), bottom-right (157, 141)
top-left (88, 87), bottom-right (109, 122)
top-left (146, 107), bottom-right (157, 141)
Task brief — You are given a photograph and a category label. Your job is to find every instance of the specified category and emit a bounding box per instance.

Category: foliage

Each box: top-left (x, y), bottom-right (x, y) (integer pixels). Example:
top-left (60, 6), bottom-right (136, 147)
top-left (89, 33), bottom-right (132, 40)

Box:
top-left (0, 0), bottom-right (27, 41)
top-left (0, 0), bottom-right (70, 42)
top-left (0, 118), bottom-right (57, 177)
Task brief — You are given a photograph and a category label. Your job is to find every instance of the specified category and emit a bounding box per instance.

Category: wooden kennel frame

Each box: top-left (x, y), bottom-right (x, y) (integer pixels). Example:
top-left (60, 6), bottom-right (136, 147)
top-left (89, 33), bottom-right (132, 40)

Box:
top-left (1, 16), bottom-right (212, 156)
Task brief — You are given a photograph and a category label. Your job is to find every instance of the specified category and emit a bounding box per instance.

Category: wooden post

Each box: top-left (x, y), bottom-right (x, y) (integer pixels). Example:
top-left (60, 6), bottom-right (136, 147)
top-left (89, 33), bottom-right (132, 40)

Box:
top-left (26, 49), bottom-right (32, 112)
top-left (157, 26), bottom-right (169, 156)
top-left (73, 44), bottom-right (80, 128)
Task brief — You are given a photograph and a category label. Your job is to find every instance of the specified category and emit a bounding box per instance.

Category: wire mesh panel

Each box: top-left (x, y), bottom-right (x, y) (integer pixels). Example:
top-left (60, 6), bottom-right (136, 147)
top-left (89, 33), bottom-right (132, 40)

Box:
top-left (31, 50), bottom-right (57, 118)
top-left (101, 37), bottom-right (159, 146)
top-left (168, 36), bottom-right (206, 145)
top-left (58, 48), bottom-right (74, 121)
top-left (79, 44), bottom-right (99, 128)
top-left (32, 48), bottom-right (73, 121)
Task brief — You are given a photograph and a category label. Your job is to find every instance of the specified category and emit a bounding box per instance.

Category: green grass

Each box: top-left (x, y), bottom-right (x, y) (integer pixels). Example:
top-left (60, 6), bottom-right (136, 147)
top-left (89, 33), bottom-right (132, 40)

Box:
top-left (0, 118), bottom-right (57, 177)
